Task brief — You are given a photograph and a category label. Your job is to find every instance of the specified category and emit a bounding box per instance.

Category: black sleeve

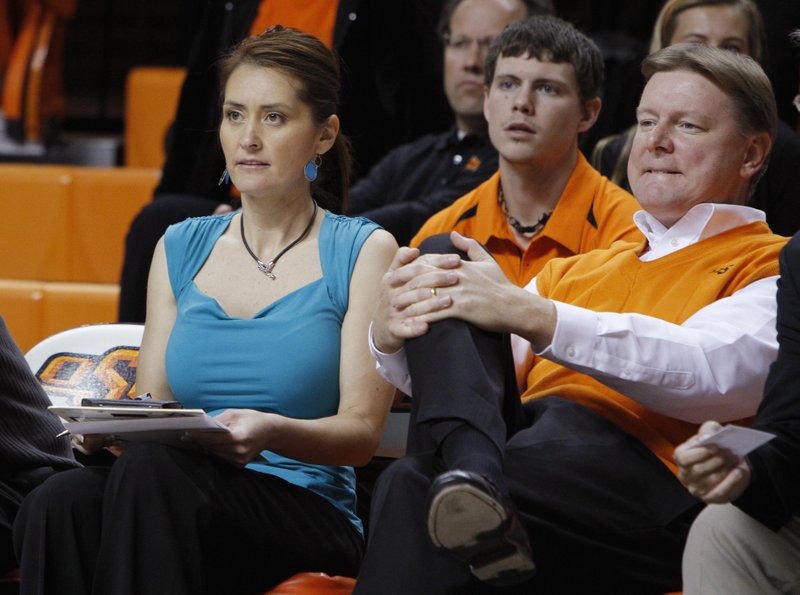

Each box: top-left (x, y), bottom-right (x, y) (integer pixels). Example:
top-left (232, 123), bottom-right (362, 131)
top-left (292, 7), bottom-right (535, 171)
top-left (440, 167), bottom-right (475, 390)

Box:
top-left (735, 233), bottom-right (800, 529)
top-left (0, 318), bottom-right (77, 469)
top-left (336, 0), bottom-right (451, 178)
top-left (346, 151), bottom-right (398, 215)
top-left (358, 184), bottom-right (476, 247)
top-left (749, 123), bottom-right (800, 238)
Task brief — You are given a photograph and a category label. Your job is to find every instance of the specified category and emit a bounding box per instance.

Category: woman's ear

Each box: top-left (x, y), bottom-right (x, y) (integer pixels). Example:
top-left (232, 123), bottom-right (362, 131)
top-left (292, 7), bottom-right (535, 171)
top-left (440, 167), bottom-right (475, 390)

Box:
top-left (316, 114), bottom-right (340, 155)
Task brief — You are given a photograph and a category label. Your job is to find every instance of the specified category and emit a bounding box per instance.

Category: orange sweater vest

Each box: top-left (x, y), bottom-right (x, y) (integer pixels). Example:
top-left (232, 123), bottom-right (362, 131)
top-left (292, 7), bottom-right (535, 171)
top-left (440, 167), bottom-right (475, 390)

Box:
top-left (525, 221), bottom-right (787, 473)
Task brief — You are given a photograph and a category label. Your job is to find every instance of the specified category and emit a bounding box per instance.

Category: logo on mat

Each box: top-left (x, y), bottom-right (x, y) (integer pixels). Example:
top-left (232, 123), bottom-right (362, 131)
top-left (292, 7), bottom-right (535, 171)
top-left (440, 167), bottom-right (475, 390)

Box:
top-left (36, 347), bottom-right (139, 403)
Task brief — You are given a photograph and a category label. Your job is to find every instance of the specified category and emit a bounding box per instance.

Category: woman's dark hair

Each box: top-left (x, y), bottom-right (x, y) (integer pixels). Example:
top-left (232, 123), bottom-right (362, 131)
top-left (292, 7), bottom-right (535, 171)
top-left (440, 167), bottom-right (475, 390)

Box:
top-left (218, 26), bottom-right (350, 213)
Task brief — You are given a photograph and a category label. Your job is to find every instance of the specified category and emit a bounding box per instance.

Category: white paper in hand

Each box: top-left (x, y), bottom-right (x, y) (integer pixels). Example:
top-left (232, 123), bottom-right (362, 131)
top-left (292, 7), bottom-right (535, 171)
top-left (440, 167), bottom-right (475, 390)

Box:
top-left (694, 425), bottom-right (775, 458)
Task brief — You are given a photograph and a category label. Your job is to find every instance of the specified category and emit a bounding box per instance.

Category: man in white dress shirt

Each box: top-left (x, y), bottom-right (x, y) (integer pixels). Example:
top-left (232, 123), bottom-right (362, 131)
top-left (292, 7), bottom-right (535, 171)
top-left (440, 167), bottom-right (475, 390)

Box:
top-left (352, 44), bottom-right (787, 595)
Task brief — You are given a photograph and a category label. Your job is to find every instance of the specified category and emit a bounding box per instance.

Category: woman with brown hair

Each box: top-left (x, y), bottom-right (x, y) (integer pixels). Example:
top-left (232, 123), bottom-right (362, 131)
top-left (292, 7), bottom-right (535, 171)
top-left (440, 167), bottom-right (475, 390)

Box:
top-left (13, 27), bottom-right (396, 595)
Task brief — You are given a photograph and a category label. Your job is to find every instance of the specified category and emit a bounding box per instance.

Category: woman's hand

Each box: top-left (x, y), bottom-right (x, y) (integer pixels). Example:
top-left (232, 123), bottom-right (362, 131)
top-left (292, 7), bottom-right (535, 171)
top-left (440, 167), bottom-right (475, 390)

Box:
top-left (71, 434), bottom-right (122, 456)
top-left (674, 421), bottom-right (752, 504)
top-left (184, 409), bottom-right (277, 467)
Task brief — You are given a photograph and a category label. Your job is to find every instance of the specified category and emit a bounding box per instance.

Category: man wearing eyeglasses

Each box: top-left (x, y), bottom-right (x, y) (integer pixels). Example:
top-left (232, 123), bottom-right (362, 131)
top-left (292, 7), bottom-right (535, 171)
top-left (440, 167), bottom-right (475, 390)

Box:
top-left (346, 0), bottom-right (547, 245)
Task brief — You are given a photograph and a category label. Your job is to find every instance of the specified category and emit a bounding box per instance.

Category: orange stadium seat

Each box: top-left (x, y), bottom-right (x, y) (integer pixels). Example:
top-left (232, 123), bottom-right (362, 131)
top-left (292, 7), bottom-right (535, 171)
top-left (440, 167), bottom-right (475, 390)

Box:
top-left (0, 279), bottom-right (44, 353)
top-left (0, 163), bottom-right (159, 283)
top-left (0, 163), bottom-right (72, 281)
top-left (0, 281), bottom-right (120, 353)
top-left (69, 167), bottom-right (159, 282)
top-left (40, 282), bottom-right (119, 340)
top-left (124, 66), bottom-right (185, 168)
top-left (265, 573), bottom-right (356, 594)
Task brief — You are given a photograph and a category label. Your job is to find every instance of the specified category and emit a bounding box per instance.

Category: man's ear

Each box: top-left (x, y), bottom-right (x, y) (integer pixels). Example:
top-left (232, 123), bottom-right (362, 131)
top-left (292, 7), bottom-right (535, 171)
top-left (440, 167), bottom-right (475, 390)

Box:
top-left (739, 131), bottom-right (772, 180)
top-left (316, 114), bottom-right (340, 155)
top-left (483, 85), bottom-right (491, 122)
top-left (577, 97), bottom-right (601, 134)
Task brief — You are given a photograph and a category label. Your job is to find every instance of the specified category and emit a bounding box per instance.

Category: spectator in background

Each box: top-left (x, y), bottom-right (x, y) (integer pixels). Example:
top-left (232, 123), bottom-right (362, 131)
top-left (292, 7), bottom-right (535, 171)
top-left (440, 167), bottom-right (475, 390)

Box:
top-left (591, 0), bottom-right (800, 237)
top-left (118, 0), bottom-right (450, 323)
top-left (346, 0), bottom-right (552, 245)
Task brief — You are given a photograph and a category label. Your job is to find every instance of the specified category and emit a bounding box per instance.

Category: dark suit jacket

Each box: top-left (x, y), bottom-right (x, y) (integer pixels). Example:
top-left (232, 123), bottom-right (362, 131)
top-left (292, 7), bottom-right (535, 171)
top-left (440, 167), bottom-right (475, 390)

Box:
top-left (0, 317), bottom-right (77, 472)
top-left (155, 0), bottom-right (450, 202)
top-left (735, 232), bottom-right (800, 530)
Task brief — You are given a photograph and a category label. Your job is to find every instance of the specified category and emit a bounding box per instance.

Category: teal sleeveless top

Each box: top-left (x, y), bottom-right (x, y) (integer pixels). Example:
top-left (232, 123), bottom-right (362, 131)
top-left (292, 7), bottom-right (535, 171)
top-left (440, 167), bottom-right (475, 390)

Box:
top-left (163, 210), bottom-right (379, 534)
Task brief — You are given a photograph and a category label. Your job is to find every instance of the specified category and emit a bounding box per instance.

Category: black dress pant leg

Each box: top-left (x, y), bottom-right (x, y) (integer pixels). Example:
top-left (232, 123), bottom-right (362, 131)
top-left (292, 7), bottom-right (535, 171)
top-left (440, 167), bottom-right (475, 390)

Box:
top-left (14, 466), bottom-right (109, 595)
top-left (99, 443), bottom-right (363, 595)
top-left (500, 397), bottom-right (702, 594)
top-left (15, 443), bottom-right (363, 595)
top-left (0, 480), bottom-right (23, 573)
top-left (356, 400), bottom-right (701, 595)
top-left (405, 233), bottom-right (525, 456)
top-left (353, 454), bottom-right (492, 595)
top-left (1, 467), bottom-right (63, 574)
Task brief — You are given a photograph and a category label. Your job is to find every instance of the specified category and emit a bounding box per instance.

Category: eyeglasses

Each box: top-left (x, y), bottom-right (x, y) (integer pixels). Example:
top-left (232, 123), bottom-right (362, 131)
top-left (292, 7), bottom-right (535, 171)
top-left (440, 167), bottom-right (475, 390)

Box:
top-left (443, 33), bottom-right (494, 54)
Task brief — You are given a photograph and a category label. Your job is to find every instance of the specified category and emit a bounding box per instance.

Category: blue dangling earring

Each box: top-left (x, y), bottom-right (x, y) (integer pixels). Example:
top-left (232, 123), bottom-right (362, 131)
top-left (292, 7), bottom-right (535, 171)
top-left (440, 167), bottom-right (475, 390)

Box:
top-left (304, 154), bottom-right (322, 182)
top-left (218, 169), bottom-right (230, 186)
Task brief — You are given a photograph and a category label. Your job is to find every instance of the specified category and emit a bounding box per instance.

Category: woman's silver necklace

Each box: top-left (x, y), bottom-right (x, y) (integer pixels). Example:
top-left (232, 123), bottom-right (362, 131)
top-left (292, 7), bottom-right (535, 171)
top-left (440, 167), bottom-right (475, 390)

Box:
top-left (498, 185), bottom-right (551, 237)
top-left (240, 201), bottom-right (318, 280)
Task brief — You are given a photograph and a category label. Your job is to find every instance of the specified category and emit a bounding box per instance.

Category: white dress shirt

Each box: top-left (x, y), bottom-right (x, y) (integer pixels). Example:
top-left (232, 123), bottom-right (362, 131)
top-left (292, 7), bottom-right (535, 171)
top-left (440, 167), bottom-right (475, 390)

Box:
top-left (370, 203), bottom-right (780, 423)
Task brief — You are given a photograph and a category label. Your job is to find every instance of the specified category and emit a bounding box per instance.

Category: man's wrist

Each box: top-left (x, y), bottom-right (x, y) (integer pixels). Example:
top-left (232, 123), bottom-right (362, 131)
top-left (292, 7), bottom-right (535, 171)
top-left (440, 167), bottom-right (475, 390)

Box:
top-left (511, 289), bottom-right (556, 352)
top-left (368, 321), bottom-right (403, 355)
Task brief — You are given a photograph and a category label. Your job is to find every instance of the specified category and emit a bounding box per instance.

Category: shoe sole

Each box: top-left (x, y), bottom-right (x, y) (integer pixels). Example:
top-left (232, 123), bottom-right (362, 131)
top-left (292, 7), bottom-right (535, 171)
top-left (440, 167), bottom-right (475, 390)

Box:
top-left (428, 483), bottom-right (536, 585)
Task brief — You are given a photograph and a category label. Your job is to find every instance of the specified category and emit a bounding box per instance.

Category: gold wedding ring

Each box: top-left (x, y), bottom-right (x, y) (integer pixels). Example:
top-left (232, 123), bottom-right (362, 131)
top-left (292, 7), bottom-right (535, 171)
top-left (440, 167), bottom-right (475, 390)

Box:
top-left (430, 287), bottom-right (437, 297)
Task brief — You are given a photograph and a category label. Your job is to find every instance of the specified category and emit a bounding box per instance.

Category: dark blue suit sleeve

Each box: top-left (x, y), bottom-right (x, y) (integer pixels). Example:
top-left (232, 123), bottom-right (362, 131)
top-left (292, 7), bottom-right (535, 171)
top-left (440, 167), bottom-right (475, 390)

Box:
top-left (735, 233), bottom-right (800, 529)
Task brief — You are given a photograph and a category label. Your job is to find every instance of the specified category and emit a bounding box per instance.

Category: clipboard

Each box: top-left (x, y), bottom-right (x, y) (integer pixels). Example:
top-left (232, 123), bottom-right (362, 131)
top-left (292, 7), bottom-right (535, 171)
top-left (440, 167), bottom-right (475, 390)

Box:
top-left (49, 405), bottom-right (230, 437)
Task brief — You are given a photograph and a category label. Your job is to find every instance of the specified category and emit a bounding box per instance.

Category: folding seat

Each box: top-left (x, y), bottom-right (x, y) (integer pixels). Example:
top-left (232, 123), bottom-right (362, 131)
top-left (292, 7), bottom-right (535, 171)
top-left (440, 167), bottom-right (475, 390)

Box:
top-left (69, 167), bottom-right (160, 282)
top-left (0, 163), bottom-right (72, 281)
top-left (124, 66), bottom-right (185, 168)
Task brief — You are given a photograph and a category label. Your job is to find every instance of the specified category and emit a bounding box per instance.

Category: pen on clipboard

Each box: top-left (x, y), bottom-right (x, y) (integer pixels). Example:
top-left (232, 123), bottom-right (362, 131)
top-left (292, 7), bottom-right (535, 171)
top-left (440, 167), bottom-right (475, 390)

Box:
top-left (56, 429), bottom-right (70, 438)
